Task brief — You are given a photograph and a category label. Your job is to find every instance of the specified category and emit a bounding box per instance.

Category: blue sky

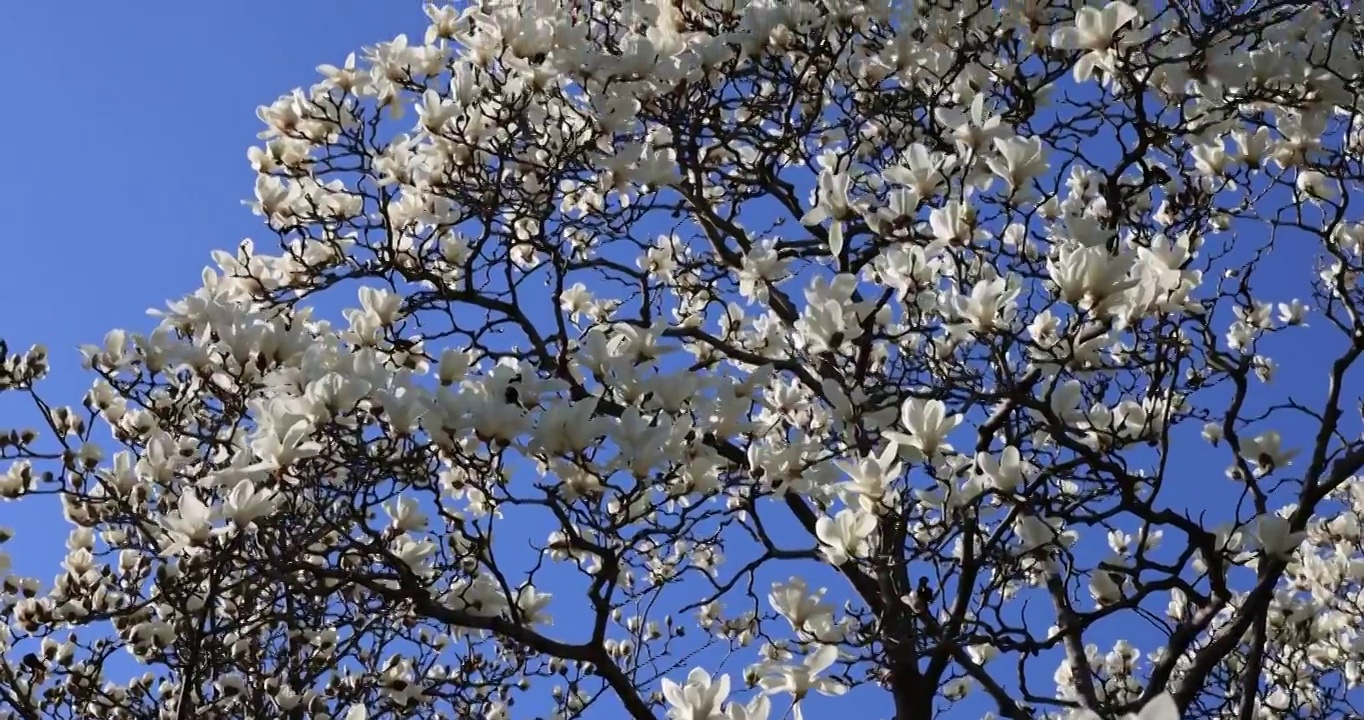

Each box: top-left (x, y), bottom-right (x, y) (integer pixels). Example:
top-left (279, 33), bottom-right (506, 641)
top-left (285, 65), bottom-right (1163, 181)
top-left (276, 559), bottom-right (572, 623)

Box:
top-left (0, 3), bottom-right (1359, 719)
top-left (0, 1), bottom-right (411, 367)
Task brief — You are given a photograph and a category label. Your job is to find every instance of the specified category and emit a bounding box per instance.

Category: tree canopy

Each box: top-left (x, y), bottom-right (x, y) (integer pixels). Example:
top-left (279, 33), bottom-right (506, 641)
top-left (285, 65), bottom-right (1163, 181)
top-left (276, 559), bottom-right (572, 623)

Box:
top-left (2, 1), bottom-right (1364, 719)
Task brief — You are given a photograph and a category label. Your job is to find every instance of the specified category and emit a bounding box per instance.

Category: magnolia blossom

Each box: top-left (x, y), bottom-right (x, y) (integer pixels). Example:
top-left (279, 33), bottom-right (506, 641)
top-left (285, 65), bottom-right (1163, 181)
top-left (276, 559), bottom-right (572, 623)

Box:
top-left (1297, 169), bottom-right (1336, 201)
top-left (769, 578), bottom-right (840, 641)
top-left (975, 446), bottom-right (1033, 493)
top-left (514, 584), bottom-right (554, 626)
top-left (1237, 430), bottom-right (1300, 478)
top-left (161, 489), bottom-right (216, 555)
top-left (815, 508), bottom-right (878, 565)
top-left (987, 136), bottom-right (1049, 195)
top-left (934, 93), bottom-right (1009, 155)
top-left (835, 443), bottom-right (902, 512)
top-left (1047, 245), bottom-right (1139, 313)
top-left (222, 478), bottom-right (276, 529)
top-left (662, 668), bottom-right (731, 720)
top-left (245, 409), bottom-right (322, 472)
top-left (757, 645), bottom-right (847, 720)
top-left (885, 397), bottom-right (961, 458)
top-left (1252, 515), bottom-right (1307, 560)
top-left (1072, 694), bottom-right (1179, 720)
top-left (1051, 2), bottom-right (1143, 82)
top-left (1089, 569), bottom-right (1125, 606)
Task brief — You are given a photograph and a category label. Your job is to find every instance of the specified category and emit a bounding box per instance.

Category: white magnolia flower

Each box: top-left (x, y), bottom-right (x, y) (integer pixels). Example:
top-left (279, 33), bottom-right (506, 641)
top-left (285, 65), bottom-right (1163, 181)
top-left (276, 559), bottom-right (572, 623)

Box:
top-left (1238, 430), bottom-right (1299, 477)
top-left (222, 479), bottom-right (277, 529)
top-left (986, 136), bottom-right (1049, 195)
top-left (1231, 127), bottom-right (1274, 167)
top-left (975, 446), bottom-right (1033, 493)
top-left (1251, 515), bottom-right (1306, 560)
top-left (514, 584), bottom-right (554, 626)
top-left (246, 412), bottom-right (322, 472)
top-left (758, 645), bottom-right (847, 719)
top-left (385, 495), bottom-right (429, 532)
top-left (726, 695), bottom-right (772, 720)
top-left (885, 398), bottom-right (962, 458)
top-left (1296, 170), bottom-right (1336, 202)
top-left (1015, 514), bottom-right (1077, 556)
top-left (1071, 693), bottom-right (1180, 720)
top-left (928, 200), bottom-right (980, 246)
top-left (162, 489), bottom-right (216, 555)
top-left (815, 508), bottom-right (878, 565)
top-left (662, 668), bottom-right (731, 720)
top-left (934, 94), bottom-right (1009, 155)
top-left (835, 443), bottom-right (902, 511)
top-left (949, 276), bottom-right (1021, 334)
top-left (769, 578), bottom-right (839, 641)
top-left (1050, 2), bottom-right (1142, 82)
top-left (1047, 245), bottom-right (1139, 312)
top-left (1089, 569), bottom-right (1125, 606)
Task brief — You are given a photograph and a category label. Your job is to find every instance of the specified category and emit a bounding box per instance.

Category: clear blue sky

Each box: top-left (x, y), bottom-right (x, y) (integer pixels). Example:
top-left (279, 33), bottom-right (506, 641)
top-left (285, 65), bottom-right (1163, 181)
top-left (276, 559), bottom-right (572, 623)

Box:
top-left (0, 1), bottom-right (411, 372)
top-left (0, 3), bottom-right (1355, 719)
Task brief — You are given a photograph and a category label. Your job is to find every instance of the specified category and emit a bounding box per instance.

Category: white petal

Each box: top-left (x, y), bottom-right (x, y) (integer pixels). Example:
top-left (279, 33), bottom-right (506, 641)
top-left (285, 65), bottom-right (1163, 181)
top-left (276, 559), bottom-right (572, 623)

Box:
top-left (1107, 2), bottom-right (1140, 31)
top-left (1135, 693), bottom-right (1179, 720)
top-left (828, 221), bottom-right (845, 259)
top-left (807, 644), bottom-right (839, 673)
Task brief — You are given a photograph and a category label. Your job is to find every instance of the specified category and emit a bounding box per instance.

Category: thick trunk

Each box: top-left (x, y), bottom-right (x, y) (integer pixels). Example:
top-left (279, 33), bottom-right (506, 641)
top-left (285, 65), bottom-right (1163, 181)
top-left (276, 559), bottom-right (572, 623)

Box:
top-left (889, 656), bottom-right (933, 720)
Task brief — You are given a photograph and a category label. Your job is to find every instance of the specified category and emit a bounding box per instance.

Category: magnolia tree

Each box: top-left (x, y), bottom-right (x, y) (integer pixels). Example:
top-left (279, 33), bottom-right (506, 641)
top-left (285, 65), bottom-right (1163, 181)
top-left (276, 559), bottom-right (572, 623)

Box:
top-left (4, 0), bottom-right (1364, 718)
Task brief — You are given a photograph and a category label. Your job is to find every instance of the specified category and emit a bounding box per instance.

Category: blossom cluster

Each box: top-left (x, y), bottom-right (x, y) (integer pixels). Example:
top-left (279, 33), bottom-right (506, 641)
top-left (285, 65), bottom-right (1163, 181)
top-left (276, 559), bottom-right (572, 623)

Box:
top-left (2, 1), bottom-right (1363, 719)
